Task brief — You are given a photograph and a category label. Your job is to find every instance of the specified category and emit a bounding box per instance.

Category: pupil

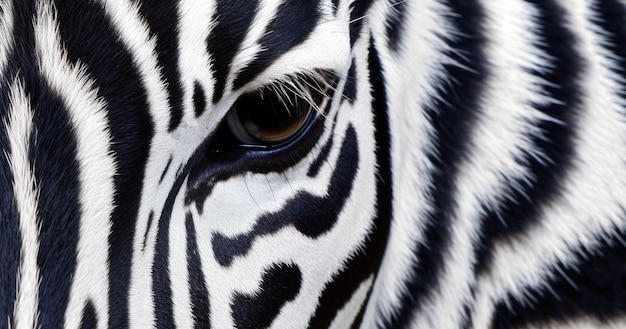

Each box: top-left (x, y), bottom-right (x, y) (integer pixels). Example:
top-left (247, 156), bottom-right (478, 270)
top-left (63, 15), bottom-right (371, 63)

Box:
top-left (235, 90), bottom-right (310, 143)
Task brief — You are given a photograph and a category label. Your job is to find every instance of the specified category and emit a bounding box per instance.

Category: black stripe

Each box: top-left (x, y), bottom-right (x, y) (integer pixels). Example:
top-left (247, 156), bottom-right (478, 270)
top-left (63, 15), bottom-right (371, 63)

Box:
top-left (474, 0), bottom-right (581, 275)
top-left (386, 0), bottom-right (409, 51)
top-left (231, 263), bottom-right (302, 329)
top-left (206, 0), bottom-right (259, 103)
top-left (306, 134), bottom-right (334, 178)
top-left (338, 37), bottom-right (393, 328)
top-left (211, 125), bottom-right (359, 267)
top-left (311, 35), bottom-right (394, 329)
top-left (332, 0), bottom-right (340, 15)
top-left (3, 0), bottom-right (81, 326)
top-left (357, 35), bottom-right (394, 327)
top-left (310, 259), bottom-right (373, 329)
top-left (51, 1), bottom-right (154, 327)
top-left (80, 300), bottom-right (98, 329)
top-left (350, 294), bottom-right (370, 329)
top-left (0, 106), bottom-right (20, 329)
top-left (193, 81), bottom-right (207, 117)
top-left (594, 0), bottom-right (626, 97)
top-left (0, 1), bottom-right (37, 325)
top-left (186, 213), bottom-right (211, 329)
top-left (348, 0), bottom-right (375, 46)
top-left (307, 111), bottom-right (339, 178)
top-left (152, 210), bottom-right (176, 327)
top-left (152, 159), bottom-right (195, 329)
top-left (342, 58), bottom-right (358, 103)
top-left (491, 232), bottom-right (626, 328)
top-left (31, 80), bottom-right (82, 329)
top-left (383, 0), bottom-right (488, 327)
top-left (233, 0), bottom-right (321, 89)
top-left (0, 3), bottom-right (22, 320)
top-left (137, 0), bottom-right (183, 131)
top-left (0, 66), bottom-right (20, 329)
top-left (488, 1), bottom-right (622, 326)
top-left (142, 211), bottom-right (154, 252)
top-left (158, 156), bottom-right (172, 184)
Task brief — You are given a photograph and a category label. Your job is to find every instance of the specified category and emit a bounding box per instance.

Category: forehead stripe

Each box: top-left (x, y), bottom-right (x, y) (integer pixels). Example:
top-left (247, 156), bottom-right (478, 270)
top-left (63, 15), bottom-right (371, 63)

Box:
top-left (233, 0), bottom-right (322, 89)
top-left (206, 0), bottom-right (260, 103)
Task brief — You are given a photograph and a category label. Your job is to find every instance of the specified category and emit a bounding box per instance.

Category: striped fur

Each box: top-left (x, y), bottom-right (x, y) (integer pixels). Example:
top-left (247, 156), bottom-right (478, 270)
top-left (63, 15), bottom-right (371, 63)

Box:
top-left (2, 0), bottom-right (626, 328)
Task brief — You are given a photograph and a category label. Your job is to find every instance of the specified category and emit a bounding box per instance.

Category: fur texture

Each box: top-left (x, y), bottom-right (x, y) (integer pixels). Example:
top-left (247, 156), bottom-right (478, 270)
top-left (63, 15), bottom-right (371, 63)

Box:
top-left (1, 0), bottom-right (626, 328)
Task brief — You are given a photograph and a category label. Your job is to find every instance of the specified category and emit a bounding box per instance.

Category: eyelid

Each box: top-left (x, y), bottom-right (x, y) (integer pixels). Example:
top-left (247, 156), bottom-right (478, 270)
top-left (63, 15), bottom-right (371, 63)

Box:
top-left (224, 70), bottom-right (336, 146)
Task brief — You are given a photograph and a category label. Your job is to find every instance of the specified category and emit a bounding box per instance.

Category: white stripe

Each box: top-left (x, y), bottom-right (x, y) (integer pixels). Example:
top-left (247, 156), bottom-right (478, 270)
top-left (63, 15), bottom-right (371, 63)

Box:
top-left (475, 1), bottom-right (626, 327)
top-left (7, 79), bottom-right (40, 329)
top-left (169, 188), bottom-right (192, 328)
top-left (0, 0), bottom-right (13, 74)
top-left (329, 276), bottom-right (373, 329)
top-left (226, 0), bottom-right (282, 90)
top-left (34, 2), bottom-right (115, 328)
top-left (177, 0), bottom-right (215, 123)
top-left (97, 0), bottom-right (169, 133)
top-left (228, 0), bottom-right (351, 93)
top-left (94, 2), bottom-right (172, 327)
top-left (410, 1), bottom-right (556, 327)
top-left (361, 0), bottom-right (458, 325)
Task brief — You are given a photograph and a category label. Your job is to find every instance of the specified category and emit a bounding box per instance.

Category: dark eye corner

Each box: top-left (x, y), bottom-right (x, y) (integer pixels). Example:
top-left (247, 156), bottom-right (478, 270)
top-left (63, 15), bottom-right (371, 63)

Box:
top-left (208, 69), bottom-right (337, 153)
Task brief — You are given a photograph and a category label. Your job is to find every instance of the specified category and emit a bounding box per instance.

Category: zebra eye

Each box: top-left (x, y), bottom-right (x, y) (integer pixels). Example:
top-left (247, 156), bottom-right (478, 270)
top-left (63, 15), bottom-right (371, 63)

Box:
top-left (223, 74), bottom-right (334, 148)
top-left (208, 71), bottom-right (335, 153)
top-left (225, 88), bottom-right (315, 146)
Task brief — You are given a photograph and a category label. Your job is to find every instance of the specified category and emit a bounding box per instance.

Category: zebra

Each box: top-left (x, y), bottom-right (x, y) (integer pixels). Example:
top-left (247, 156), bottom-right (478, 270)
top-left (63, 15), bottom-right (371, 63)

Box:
top-left (2, 0), bottom-right (626, 328)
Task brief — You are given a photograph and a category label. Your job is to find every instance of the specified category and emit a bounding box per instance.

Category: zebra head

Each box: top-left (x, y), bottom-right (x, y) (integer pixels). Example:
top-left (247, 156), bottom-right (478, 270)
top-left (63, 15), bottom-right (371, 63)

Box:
top-left (0, 0), bottom-right (402, 327)
top-left (10, 0), bottom-right (626, 328)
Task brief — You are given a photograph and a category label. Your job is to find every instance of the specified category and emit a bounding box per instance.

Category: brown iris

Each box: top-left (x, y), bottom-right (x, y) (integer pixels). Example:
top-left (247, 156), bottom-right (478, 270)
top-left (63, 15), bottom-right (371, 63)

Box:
top-left (226, 85), bottom-right (320, 145)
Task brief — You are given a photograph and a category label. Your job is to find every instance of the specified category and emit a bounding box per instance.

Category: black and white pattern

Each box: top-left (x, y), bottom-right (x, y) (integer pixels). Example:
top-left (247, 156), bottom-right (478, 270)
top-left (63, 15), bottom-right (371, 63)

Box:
top-left (2, 0), bottom-right (626, 328)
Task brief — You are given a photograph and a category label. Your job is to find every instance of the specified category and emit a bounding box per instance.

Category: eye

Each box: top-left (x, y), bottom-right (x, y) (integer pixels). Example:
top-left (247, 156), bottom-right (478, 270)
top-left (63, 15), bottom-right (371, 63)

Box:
top-left (210, 72), bottom-right (334, 151)
top-left (226, 87), bottom-right (315, 146)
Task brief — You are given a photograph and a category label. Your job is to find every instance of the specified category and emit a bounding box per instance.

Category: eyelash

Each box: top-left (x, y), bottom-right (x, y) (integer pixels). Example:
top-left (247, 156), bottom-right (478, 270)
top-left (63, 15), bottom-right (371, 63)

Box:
top-left (208, 70), bottom-right (336, 153)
